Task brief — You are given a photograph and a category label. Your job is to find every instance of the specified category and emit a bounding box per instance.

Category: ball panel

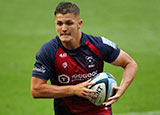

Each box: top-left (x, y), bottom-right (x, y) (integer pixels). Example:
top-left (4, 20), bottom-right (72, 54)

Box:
top-left (89, 72), bottom-right (108, 84)
top-left (106, 73), bottom-right (116, 80)
top-left (89, 83), bottom-right (106, 106)
top-left (107, 79), bottom-right (117, 99)
top-left (88, 78), bottom-right (108, 90)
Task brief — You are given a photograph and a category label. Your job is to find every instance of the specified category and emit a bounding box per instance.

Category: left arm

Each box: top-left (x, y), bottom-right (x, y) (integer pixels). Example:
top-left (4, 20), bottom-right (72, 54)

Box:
top-left (104, 50), bottom-right (138, 106)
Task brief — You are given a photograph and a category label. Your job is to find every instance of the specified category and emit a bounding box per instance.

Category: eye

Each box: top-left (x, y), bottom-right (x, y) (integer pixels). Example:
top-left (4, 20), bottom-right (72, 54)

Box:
top-left (57, 21), bottom-right (63, 26)
top-left (66, 21), bottom-right (74, 26)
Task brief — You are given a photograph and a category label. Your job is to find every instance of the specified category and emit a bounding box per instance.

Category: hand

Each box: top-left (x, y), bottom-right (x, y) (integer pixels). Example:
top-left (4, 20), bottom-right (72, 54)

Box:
top-left (73, 79), bottom-right (97, 100)
top-left (103, 86), bottom-right (124, 106)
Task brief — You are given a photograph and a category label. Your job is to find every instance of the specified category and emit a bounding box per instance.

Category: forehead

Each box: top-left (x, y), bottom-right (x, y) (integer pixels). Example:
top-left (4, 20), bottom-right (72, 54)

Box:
top-left (55, 13), bottom-right (79, 22)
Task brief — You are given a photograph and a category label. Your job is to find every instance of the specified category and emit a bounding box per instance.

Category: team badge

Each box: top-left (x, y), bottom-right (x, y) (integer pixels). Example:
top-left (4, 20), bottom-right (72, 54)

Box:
top-left (85, 56), bottom-right (95, 68)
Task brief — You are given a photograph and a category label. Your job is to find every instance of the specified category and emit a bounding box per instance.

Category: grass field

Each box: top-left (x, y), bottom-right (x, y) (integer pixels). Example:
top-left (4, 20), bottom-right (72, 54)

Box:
top-left (0, 0), bottom-right (160, 115)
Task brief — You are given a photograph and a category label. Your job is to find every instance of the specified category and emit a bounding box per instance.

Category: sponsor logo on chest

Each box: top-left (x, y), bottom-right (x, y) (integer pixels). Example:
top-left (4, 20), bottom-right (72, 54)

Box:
top-left (58, 70), bottom-right (98, 84)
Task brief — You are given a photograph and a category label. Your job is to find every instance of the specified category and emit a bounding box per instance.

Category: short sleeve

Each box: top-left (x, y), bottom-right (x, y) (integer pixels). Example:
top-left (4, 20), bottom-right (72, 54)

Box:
top-left (32, 43), bottom-right (55, 80)
top-left (100, 37), bottom-right (120, 63)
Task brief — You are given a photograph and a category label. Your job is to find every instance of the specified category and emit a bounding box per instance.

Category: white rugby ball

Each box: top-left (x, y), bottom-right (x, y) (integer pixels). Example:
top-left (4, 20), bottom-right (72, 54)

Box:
top-left (88, 72), bottom-right (117, 106)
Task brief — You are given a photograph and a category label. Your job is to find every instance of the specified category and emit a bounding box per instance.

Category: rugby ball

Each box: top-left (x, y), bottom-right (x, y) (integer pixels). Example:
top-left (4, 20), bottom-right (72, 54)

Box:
top-left (88, 72), bottom-right (117, 106)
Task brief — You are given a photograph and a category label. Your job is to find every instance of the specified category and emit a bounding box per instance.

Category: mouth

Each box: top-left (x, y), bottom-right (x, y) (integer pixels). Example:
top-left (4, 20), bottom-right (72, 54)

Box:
top-left (60, 33), bottom-right (71, 37)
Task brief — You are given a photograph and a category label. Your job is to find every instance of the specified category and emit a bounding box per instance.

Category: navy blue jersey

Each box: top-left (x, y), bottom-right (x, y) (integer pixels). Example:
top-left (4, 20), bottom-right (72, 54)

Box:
top-left (32, 32), bottom-right (120, 115)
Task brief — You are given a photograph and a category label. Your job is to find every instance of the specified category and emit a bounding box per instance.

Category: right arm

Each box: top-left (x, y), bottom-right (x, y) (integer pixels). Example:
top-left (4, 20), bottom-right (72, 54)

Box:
top-left (31, 77), bottom-right (96, 99)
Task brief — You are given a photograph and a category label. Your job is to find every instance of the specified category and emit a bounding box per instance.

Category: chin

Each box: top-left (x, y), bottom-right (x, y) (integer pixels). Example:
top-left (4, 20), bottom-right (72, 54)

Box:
top-left (60, 37), bottom-right (72, 42)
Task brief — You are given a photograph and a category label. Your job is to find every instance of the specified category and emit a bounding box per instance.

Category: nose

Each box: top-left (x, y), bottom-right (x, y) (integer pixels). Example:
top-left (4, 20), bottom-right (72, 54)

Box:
top-left (62, 24), bottom-right (67, 32)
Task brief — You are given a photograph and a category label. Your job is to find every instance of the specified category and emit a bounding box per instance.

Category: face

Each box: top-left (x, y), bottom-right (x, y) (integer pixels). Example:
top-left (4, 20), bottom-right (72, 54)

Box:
top-left (55, 13), bottom-right (83, 43)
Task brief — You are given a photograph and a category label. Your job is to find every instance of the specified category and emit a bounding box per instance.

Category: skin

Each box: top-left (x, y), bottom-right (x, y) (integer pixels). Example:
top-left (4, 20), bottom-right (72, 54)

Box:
top-left (55, 13), bottom-right (83, 49)
top-left (31, 13), bottom-right (138, 106)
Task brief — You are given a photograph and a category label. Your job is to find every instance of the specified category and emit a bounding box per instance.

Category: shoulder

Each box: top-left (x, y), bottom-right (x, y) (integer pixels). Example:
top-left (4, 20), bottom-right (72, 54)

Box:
top-left (83, 33), bottom-right (116, 50)
top-left (41, 37), bottom-right (58, 51)
top-left (83, 33), bottom-right (117, 49)
top-left (83, 33), bottom-right (120, 63)
top-left (83, 33), bottom-right (102, 44)
top-left (37, 37), bottom-right (59, 56)
top-left (36, 36), bottom-right (59, 64)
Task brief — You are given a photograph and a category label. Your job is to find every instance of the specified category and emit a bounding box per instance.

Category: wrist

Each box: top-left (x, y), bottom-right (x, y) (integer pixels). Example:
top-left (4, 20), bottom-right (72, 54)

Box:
top-left (69, 85), bottom-right (76, 96)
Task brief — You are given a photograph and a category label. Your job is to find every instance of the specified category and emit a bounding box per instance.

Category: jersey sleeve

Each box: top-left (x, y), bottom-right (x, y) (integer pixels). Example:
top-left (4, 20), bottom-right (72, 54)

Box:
top-left (32, 43), bottom-right (55, 80)
top-left (100, 37), bottom-right (120, 63)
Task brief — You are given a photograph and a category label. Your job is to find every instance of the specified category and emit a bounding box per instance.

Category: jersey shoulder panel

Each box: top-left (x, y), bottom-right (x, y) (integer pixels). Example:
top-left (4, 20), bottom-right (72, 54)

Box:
top-left (39, 37), bottom-right (59, 59)
top-left (83, 33), bottom-right (120, 63)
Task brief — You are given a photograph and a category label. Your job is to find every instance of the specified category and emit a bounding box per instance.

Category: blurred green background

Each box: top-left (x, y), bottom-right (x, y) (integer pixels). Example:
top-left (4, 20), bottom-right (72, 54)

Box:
top-left (0, 0), bottom-right (160, 114)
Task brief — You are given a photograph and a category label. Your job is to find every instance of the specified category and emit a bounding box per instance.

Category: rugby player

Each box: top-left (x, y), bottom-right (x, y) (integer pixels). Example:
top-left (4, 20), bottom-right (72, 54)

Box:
top-left (31, 2), bottom-right (138, 115)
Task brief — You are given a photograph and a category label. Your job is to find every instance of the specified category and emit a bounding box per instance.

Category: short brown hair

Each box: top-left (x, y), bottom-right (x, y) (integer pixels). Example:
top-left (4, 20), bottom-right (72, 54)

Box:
top-left (54, 2), bottom-right (80, 16)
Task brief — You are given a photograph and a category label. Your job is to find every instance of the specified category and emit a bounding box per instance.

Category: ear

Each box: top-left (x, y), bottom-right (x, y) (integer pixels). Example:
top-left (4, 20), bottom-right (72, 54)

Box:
top-left (78, 19), bottom-right (83, 29)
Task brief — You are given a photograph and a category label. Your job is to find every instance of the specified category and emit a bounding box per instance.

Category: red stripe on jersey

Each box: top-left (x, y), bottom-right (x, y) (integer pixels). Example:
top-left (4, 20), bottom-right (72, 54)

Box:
top-left (86, 41), bottom-right (103, 60)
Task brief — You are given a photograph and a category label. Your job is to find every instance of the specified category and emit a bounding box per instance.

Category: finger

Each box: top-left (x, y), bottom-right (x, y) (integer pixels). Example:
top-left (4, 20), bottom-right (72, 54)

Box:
top-left (87, 79), bottom-right (92, 82)
top-left (87, 92), bottom-right (97, 98)
top-left (82, 91), bottom-right (96, 99)
top-left (81, 93), bottom-right (90, 100)
top-left (83, 82), bottom-right (95, 88)
top-left (86, 79), bottom-right (96, 85)
top-left (85, 79), bottom-right (92, 83)
top-left (108, 95), bottom-right (116, 100)
top-left (108, 94), bottom-right (119, 101)
top-left (103, 99), bottom-right (117, 106)
top-left (84, 88), bottom-right (97, 93)
top-left (87, 82), bottom-right (96, 87)
top-left (83, 79), bottom-right (95, 86)
top-left (113, 86), bottom-right (119, 90)
top-left (83, 89), bottom-right (97, 98)
top-left (82, 93), bottom-right (97, 101)
top-left (108, 89), bottom-right (122, 100)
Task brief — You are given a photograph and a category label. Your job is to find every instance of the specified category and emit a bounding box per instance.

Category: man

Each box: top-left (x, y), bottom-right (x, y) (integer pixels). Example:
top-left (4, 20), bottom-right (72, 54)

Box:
top-left (31, 2), bottom-right (138, 115)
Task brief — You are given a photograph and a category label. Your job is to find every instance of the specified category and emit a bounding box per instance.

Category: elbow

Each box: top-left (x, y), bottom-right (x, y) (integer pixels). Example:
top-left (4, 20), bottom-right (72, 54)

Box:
top-left (124, 59), bottom-right (138, 77)
top-left (31, 77), bottom-right (48, 98)
top-left (31, 87), bottom-right (40, 99)
top-left (31, 91), bottom-right (38, 99)
top-left (124, 59), bottom-right (138, 73)
top-left (31, 89), bottom-right (37, 98)
top-left (133, 60), bottom-right (138, 73)
top-left (130, 60), bottom-right (138, 79)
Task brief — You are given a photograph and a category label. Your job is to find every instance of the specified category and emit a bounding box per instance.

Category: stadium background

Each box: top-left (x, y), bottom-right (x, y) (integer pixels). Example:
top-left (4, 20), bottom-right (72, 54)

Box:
top-left (0, 0), bottom-right (160, 114)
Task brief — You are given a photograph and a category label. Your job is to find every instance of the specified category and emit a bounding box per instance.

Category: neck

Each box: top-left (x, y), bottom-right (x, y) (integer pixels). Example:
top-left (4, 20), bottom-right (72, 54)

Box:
top-left (62, 31), bottom-right (82, 50)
